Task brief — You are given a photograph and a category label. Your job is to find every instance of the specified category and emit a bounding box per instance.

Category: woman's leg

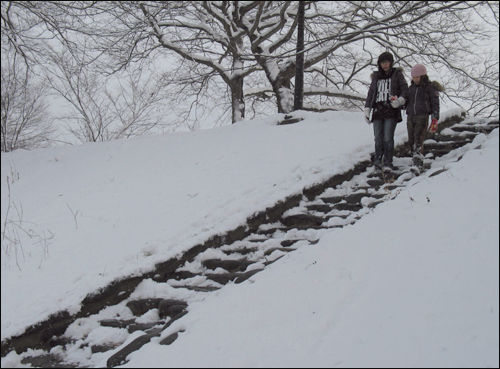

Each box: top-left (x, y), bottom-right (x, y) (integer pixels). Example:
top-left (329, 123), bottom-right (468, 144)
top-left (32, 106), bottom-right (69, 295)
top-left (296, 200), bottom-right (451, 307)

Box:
top-left (382, 118), bottom-right (398, 165)
top-left (372, 119), bottom-right (384, 167)
top-left (407, 115), bottom-right (415, 154)
top-left (413, 114), bottom-right (429, 154)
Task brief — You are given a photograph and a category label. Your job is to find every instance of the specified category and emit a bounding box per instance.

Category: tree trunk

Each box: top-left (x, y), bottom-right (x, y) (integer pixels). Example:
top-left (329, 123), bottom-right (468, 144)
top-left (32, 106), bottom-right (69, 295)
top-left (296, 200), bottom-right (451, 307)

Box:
top-left (230, 75), bottom-right (245, 123)
top-left (273, 70), bottom-right (295, 114)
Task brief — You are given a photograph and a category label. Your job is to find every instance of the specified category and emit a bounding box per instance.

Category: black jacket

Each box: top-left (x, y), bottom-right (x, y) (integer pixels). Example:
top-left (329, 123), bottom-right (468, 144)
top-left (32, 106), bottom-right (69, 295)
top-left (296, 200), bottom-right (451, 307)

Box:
top-left (406, 80), bottom-right (440, 120)
top-left (365, 67), bottom-right (408, 123)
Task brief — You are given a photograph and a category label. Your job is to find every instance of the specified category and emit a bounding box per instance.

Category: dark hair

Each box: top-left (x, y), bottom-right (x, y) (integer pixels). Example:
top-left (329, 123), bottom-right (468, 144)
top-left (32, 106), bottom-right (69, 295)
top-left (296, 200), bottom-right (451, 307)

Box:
top-left (420, 75), bottom-right (430, 84)
top-left (377, 52), bottom-right (394, 68)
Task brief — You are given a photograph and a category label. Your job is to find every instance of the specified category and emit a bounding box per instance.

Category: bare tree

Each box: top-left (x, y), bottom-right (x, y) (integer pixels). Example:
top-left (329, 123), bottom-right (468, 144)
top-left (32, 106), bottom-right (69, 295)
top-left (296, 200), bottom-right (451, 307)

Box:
top-left (2, 1), bottom-right (181, 143)
top-left (1, 1), bottom-right (94, 68)
top-left (2, 1), bottom-right (498, 137)
top-left (239, 1), bottom-right (498, 115)
top-left (136, 1), bottom-right (261, 123)
top-left (136, 1), bottom-right (498, 117)
top-left (1, 52), bottom-right (54, 152)
top-left (156, 57), bottom-right (237, 130)
top-left (45, 47), bottom-right (173, 143)
top-left (45, 47), bottom-right (115, 143)
top-left (436, 50), bottom-right (499, 118)
top-left (105, 67), bottom-right (173, 139)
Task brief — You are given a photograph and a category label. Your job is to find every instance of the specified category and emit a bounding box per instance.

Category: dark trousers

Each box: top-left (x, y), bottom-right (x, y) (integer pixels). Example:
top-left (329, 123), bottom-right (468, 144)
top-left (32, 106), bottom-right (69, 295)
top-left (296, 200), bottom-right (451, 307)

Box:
top-left (372, 118), bottom-right (398, 165)
top-left (407, 114), bottom-right (429, 154)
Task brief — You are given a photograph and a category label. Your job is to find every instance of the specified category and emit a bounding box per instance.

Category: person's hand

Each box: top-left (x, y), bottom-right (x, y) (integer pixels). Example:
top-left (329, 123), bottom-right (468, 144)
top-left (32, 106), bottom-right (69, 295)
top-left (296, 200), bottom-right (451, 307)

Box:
top-left (364, 108), bottom-right (371, 124)
top-left (429, 118), bottom-right (438, 133)
top-left (390, 96), bottom-right (405, 108)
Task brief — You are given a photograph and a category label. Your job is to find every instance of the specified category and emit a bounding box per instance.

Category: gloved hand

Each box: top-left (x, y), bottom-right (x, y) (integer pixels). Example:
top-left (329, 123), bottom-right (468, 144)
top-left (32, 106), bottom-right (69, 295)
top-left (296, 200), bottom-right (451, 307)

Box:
top-left (390, 96), bottom-right (405, 108)
top-left (429, 118), bottom-right (438, 133)
top-left (364, 108), bottom-right (371, 124)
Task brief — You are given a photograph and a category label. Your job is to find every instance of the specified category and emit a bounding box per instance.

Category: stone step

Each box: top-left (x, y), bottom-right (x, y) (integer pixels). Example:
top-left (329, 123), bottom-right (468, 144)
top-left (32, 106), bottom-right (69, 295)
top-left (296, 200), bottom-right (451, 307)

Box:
top-left (21, 354), bottom-right (77, 368)
top-left (106, 310), bottom-right (188, 368)
top-left (320, 196), bottom-right (344, 204)
top-left (424, 141), bottom-right (468, 153)
top-left (451, 125), bottom-right (497, 133)
top-left (280, 214), bottom-right (326, 228)
top-left (281, 239), bottom-right (305, 247)
top-left (222, 247), bottom-right (259, 255)
top-left (171, 285), bottom-right (221, 292)
top-left (306, 204), bottom-right (334, 213)
top-left (345, 192), bottom-right (370, 204)
top-left (333, 202), bottom-right (363, 211)
top-left (432, 133), bottom-right (477, 142)
top-left (201, 259), bottom-right (252, 273)
top-left (264, 247), bottom-right (298, 256)
top-left (204, 269), bottom-right (263, 285)
top-left (125, 298), bottom-right (188, 319)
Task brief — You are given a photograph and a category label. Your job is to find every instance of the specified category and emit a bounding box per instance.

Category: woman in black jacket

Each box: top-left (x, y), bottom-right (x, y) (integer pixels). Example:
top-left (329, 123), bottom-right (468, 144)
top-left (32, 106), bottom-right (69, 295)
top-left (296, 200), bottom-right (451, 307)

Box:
top-left (406, 64), bottom-right (444, 167)
top-left (365, 52), bottom-right (409, 170)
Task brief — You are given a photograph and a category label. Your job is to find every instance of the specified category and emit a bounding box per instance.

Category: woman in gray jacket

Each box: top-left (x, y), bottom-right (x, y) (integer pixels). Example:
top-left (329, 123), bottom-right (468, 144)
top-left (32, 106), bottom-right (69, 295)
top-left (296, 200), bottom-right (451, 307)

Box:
top-left (406, 64), bottom-right (444, 167)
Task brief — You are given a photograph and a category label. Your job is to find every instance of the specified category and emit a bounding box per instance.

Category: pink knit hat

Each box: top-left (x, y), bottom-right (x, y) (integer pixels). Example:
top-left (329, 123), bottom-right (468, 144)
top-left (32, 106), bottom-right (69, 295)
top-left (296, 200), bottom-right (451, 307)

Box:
top-left (411, 64), bottom-right (427, 77)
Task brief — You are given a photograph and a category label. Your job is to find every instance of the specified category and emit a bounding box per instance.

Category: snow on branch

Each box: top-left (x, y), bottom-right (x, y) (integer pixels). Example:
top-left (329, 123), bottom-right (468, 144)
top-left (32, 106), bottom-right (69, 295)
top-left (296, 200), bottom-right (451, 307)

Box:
top-left (304, 87), bottom-right (366, 101)
top-left (244, 86), bottom-right (366, 102)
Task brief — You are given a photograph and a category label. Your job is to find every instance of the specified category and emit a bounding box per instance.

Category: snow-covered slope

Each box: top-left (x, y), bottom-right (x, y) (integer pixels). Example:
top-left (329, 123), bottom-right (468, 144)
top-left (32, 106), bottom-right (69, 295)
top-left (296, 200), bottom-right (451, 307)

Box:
top-left (1, 111), bottom-right (498, 368)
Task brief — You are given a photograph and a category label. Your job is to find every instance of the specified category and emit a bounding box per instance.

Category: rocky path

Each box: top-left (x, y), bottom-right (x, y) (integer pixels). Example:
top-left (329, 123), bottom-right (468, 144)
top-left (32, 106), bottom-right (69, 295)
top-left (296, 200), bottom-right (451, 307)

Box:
top-left (2, 117), bottom-right (498, 368)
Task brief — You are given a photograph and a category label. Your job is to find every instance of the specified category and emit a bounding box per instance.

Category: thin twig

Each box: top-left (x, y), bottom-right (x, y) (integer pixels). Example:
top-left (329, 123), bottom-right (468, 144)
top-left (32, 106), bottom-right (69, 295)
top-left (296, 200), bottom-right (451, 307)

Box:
top-left (66, 204), bottom-right (80, 229)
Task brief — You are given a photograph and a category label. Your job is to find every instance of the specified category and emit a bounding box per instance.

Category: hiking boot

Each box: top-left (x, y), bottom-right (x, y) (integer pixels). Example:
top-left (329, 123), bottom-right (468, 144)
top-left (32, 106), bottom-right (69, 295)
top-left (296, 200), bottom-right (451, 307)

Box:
top-left (383, 163), bottom-right (396, 171)
top-left (412, 152), bottom-right (424, 167)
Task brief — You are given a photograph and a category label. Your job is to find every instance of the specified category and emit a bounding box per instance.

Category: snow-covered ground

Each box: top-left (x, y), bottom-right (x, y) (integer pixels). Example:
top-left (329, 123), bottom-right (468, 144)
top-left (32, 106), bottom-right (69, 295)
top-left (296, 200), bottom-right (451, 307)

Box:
top-left (1, 110), bottom-right (498, 368)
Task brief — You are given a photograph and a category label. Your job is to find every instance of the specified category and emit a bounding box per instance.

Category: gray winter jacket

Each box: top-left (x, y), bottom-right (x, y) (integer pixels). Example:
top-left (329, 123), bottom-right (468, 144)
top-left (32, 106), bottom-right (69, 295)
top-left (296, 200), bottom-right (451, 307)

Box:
top-left (406, 79), bottom-right (441, 120)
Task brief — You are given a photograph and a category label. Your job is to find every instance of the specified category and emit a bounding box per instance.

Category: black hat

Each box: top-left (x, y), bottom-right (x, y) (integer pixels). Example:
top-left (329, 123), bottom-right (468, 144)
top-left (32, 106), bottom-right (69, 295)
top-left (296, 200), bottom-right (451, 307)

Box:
top-left (377, 52), bottom-right (394, 67)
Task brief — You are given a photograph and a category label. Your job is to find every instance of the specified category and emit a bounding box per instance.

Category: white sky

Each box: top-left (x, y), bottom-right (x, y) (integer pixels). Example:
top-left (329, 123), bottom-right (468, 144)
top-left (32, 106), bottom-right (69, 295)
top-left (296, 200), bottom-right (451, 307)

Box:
top-left (1, 110), bottom-right (498, 368)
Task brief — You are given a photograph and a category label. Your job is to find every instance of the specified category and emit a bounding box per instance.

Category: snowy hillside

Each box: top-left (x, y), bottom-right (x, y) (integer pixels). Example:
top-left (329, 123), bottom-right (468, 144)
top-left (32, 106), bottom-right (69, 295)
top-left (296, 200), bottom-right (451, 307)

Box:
top-left (1, 110), bottom-right (498, 368)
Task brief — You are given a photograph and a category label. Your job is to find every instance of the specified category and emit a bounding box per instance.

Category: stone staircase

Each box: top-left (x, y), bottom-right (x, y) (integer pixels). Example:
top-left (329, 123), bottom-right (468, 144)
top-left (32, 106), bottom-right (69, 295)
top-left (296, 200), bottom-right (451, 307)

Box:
top-left (2, 116), bottom-right (498, 368)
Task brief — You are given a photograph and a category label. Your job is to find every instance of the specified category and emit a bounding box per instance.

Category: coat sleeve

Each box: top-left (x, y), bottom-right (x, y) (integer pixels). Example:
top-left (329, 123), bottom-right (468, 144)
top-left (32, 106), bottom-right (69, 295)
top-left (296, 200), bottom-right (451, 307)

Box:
top-left (428, 84), bottom-right (440, 120)
top-left (397, 70), bottom-right (409, 102)
top-left (365, 73), bottom-right (378, 108)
